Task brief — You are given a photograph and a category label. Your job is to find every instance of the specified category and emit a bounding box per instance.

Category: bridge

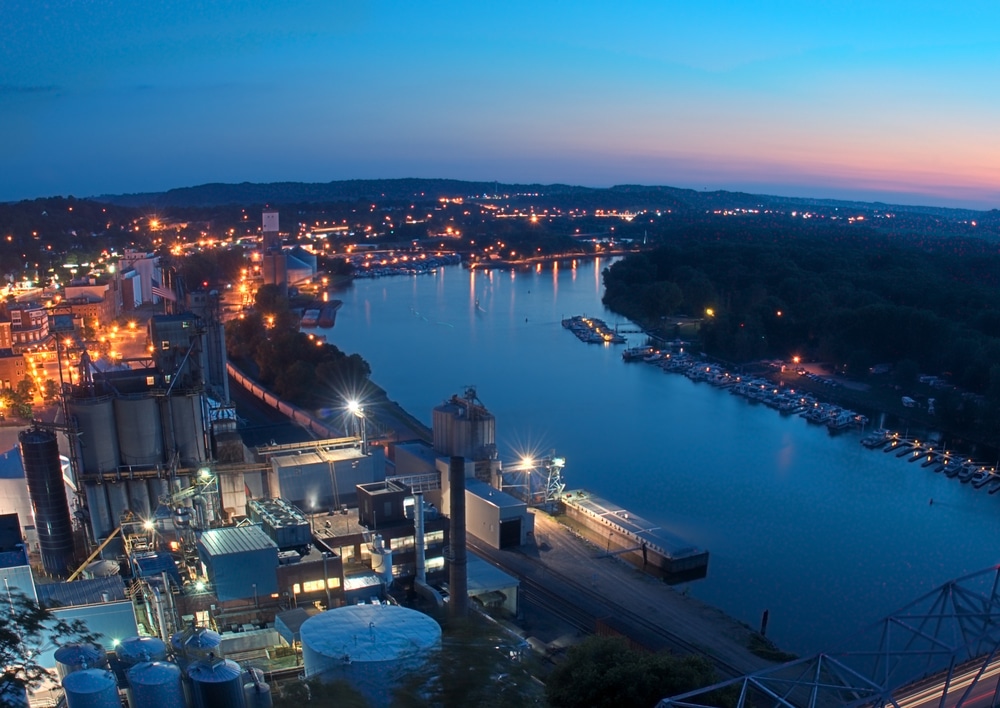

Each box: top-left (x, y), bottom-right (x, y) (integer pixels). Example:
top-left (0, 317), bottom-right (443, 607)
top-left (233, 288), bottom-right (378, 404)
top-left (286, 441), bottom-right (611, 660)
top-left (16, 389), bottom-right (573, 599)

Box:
top-left (659, 565), bottom-right (1000, 708)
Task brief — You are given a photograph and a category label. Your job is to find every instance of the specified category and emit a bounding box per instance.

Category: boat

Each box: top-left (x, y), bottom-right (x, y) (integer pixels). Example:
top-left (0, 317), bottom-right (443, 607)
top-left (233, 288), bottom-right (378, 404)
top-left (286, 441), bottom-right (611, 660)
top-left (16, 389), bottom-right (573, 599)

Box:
top-left (622, 347), bottom-right (656, 361)
top-left (972, 470), bottom-right (993, 488)
top-left (860, 429), bottom-right (891, 449)
top-left (300, 309), bottom-right (320, 327)
top-left (317, 300), bottom-right (343, 328)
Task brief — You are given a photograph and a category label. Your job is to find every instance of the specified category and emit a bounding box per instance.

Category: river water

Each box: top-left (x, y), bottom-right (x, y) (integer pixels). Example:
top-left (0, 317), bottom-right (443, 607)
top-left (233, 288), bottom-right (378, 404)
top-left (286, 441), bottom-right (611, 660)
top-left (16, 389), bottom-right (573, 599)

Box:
top-left (320, 259), bottom-right (1000, 655)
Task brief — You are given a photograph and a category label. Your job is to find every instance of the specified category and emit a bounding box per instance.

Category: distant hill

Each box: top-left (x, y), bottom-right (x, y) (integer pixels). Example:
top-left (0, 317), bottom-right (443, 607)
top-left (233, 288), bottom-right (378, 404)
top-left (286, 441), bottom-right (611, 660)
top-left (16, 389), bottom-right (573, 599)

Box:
top-left (94, 177), bottom-right (989, 221)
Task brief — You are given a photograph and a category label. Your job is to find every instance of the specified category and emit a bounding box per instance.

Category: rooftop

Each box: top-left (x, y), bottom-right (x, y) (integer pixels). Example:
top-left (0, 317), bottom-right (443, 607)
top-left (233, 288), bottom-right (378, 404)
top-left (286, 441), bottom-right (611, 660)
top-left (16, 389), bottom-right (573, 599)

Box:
top-left (37, 576), bottom-right (126, 607)
top-left (466, 479), bottom-right (526, 510)
top-left (198, 525), bottom-right (277, 557)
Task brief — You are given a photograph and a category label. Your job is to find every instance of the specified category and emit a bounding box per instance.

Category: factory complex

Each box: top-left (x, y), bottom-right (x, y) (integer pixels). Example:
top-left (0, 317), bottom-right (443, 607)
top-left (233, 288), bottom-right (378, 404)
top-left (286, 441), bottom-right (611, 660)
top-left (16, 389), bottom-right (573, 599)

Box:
top-left (0, 321), bottom-right (541, 707)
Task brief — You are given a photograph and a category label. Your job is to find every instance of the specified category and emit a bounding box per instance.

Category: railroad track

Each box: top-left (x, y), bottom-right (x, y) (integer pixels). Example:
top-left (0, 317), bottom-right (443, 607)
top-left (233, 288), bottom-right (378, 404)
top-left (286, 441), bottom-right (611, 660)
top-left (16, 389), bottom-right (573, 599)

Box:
top-left (468, 537), bottom-right (745, 678)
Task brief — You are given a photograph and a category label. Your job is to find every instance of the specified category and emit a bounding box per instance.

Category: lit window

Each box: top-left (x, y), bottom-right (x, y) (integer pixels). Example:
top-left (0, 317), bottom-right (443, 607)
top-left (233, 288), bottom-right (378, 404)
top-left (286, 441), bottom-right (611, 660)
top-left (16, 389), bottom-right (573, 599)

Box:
top-left (161, 341), bottom-right (170, 350)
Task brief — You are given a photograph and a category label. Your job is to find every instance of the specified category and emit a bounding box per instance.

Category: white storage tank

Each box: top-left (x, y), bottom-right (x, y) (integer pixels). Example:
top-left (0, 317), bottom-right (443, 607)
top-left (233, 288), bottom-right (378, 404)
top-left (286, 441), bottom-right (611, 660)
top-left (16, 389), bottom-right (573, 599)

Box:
top-left (115, 636), bottom-right (167, 668)
top-left (127, 661), bottom-right (184, 708)
top-left (54, 643), bottom-right (108, 682)
top-left (300, 604), bottom-right (441, 707)
top-left (61, 668), bottom-right (119, 708)
top-left (369, 534), bottom-right (393, 588)
top-left (187, 657), bottom-right (246, 708)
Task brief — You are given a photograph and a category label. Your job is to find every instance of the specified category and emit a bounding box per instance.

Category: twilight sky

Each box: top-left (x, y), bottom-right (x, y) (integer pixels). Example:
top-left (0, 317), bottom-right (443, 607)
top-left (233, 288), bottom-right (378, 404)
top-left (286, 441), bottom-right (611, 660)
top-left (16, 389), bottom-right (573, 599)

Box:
top-left (3, 1), bottom-right (999, 208)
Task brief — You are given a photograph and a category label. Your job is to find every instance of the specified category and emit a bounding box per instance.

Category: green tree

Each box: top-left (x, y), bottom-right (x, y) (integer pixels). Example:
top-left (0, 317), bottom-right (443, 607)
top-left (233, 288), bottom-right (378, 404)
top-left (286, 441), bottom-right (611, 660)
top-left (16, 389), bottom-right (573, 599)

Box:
top-left (0, 590), bottom-right (101, 702)
top-left (394, 618), bottom-right (543, 708)
top-left (271, 677), bottom-right (369, 708)
top-left (43, 379), bottom-right (59, 402)
top-left (545, 636), bottom-right (721, 708)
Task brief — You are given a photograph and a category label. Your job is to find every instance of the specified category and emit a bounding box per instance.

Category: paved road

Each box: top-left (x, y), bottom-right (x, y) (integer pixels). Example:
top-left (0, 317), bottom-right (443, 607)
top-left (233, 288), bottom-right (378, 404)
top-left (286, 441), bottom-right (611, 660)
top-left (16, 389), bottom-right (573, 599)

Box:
top-left (894, 657), bottom-right (1000, 707)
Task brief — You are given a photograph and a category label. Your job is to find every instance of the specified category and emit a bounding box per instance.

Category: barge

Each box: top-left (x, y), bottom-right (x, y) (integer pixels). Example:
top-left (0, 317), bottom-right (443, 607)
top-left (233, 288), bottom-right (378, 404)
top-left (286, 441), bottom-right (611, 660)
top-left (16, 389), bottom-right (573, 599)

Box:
top-left (559, 489), bottom-right (709, 580)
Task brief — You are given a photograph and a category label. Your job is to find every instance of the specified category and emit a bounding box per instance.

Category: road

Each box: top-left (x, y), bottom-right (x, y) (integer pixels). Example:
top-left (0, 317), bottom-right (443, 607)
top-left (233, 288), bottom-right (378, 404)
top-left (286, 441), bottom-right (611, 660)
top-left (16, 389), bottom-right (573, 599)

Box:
top-left (893, 657), bottom-right (1000, 707)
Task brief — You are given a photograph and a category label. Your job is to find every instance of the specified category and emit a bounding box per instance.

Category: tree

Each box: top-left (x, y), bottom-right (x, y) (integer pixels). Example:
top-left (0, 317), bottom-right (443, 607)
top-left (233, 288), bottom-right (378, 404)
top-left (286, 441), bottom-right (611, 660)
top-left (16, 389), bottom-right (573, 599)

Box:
top-left (545, 636), bottom-right (722, 708)
top-left (43, 380), bottom-right (59, 402)
top-left (394, 617), bottom-right (543, 707)
top-left (271, 677), bottom-right (368, 708)
top-left (0, 590), bottom-right (101, 703)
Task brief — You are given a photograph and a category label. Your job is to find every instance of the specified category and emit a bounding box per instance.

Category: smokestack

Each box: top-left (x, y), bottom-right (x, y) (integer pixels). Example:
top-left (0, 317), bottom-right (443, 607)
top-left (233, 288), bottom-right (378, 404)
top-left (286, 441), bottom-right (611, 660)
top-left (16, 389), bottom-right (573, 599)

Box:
top-left (448, 456), bottom-right (468, 618)
top-left (414, 492), bottom-right (426, 584)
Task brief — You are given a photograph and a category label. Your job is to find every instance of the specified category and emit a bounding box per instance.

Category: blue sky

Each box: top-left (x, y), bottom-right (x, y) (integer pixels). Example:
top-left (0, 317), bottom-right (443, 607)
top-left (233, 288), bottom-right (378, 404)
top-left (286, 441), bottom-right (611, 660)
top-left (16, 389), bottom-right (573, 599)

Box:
top-left (2, 1), bottom-right (999, 208)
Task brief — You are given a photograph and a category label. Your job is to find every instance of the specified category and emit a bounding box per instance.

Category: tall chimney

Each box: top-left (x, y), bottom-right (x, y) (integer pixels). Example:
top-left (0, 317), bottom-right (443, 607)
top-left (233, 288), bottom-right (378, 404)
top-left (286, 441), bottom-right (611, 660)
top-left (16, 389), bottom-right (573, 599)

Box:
top-left (448, 456), bottom-right (468, 618)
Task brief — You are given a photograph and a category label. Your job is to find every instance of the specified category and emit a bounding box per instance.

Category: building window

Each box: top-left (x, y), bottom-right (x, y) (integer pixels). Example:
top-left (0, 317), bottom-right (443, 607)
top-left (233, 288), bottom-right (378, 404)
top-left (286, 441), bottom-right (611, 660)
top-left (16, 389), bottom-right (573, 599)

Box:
top-left (390, 535), bottom-right (415, 552)
top-left (426, 556), bottom-right (445, 572)
top-left (424, 530), bottom-right (444, 547)
top-left (161, 340), bottom-right (170, 350)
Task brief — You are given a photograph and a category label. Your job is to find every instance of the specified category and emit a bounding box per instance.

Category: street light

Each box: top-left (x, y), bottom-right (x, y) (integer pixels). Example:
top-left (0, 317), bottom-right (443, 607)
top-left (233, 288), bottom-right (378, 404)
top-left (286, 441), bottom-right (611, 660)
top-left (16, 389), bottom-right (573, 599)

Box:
top-left (347, 399), bottom-right (367, 449)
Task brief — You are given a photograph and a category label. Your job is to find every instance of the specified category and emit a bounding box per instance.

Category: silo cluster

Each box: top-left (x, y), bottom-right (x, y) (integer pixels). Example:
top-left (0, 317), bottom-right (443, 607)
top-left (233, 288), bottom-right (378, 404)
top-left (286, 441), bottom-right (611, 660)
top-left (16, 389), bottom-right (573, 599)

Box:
top-left (55, 630), bottom-right (272, 708)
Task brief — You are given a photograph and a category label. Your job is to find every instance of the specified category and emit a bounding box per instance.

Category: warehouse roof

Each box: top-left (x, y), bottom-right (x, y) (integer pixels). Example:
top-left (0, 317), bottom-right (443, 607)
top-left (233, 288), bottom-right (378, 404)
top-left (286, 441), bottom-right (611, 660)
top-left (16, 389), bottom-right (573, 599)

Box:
top-left (37, 577), bottom-right (126, 607)
top-left (198, 525), bottom-right (277, 557)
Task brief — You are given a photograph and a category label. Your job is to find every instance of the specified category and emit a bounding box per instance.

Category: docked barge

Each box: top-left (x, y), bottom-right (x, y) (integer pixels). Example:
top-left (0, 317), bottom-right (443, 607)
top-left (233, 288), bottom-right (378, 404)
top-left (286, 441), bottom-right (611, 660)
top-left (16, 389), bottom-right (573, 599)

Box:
top-left (560, 489), bottom-right (709, 580)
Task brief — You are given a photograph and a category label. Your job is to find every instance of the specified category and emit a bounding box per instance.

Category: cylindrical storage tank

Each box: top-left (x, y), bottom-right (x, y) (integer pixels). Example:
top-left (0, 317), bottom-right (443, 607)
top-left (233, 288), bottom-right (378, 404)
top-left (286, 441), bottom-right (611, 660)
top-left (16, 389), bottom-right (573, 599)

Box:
top-left (115, 637), bottom-right (167, 668)
top-left (84, 482), bottom-right (115, 541)
top-left (166, 393), bottom-right (207, 467)
top-left (105, 483), bottom-right (129, 526)
top-left (115, 394), bottom-right (163, 466)
top-left (127, 661), bottom-right (184, 708)
top-left (242, 668), bottom-right (273, 708)
top-left (54, 643), bottom-right (108, 682)
top-left (170, 627), bottom-right (222, 669)
top-left (127, 479), bottom-right (152, 518)
top-left (301, 605), bottom-right (441, 707)
top-left (187, 658), bottom-right (246, 708)
top-left (68, 395), bottom-right (121, 474)
top-left (61, 668), bottom-right (119, 708)
top-left (370, 535), bottom-right (393, 588)
top-left (19, 428), bottom-right (75, 577)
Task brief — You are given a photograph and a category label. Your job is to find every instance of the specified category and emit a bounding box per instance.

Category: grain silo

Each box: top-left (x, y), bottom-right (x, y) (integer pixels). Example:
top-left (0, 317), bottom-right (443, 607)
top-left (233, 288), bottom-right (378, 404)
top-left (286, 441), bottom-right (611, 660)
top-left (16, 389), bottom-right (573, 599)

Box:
top-left (61, 668), bottom-right (119, 708)
top-left (127, 661), bottom-right (185, 708)
top-left (67, 394), bottom-right (120, 474)
top-left (19, 428), bottom-right (74, 577)
top-left (115, 636), bottom-right (167, 668)
top-left (187, 656), bottom-right (246, 708)
top-left (54, 642), bottom-right (108, 682)
top-left (169, 626), bottom-right (222, 670)
top-left (300, 604), bottom-right (441, 707)
top-left (115, 394), bottom-right (163, 466)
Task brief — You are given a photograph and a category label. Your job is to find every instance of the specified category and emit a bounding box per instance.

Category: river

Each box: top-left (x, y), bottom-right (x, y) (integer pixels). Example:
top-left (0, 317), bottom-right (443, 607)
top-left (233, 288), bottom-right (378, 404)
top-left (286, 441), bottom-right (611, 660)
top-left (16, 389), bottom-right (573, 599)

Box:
top-left (318, 258), bottom-right (1000, 656)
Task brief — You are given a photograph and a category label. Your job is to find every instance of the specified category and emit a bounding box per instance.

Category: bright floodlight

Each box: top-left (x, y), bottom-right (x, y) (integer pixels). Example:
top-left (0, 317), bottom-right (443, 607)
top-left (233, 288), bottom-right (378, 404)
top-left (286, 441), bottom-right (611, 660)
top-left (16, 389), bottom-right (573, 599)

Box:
top-left (143, 520), bottom-right (154, 531)
top-left (198, 467), bottom-right (211, 479)
top-left (347, 399), bottom-right (362, 415)
top-left (521, 456), bottom-right (534, 469)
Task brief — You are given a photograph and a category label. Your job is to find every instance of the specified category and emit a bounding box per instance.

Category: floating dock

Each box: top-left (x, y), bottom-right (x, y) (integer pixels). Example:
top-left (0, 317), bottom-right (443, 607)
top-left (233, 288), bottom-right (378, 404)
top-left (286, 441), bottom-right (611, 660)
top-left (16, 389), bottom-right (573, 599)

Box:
top-left (559, 489), bottom-right (709, 579)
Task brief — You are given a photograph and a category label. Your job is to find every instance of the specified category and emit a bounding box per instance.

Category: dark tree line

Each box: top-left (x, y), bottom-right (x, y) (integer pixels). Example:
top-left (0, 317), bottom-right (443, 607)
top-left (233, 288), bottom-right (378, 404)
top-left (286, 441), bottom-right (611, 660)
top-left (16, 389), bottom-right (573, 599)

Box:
top-left (603, 224), bottom-right (1000, 440)
top-left (225, 285), bottom-right (371, 409)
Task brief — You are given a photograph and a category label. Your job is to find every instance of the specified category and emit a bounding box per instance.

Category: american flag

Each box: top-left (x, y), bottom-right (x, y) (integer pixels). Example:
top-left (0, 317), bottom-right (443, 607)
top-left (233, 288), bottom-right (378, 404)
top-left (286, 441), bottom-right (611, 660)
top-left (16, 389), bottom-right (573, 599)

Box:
top-left (150, 278), bottom-right (177, 302)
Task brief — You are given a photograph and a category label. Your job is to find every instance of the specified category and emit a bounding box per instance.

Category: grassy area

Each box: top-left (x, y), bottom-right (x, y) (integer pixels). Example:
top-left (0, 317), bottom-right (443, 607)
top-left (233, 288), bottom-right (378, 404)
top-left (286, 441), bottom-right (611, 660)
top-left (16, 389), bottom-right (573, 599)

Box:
top-left (747, 633), bottom-right (797, 662)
